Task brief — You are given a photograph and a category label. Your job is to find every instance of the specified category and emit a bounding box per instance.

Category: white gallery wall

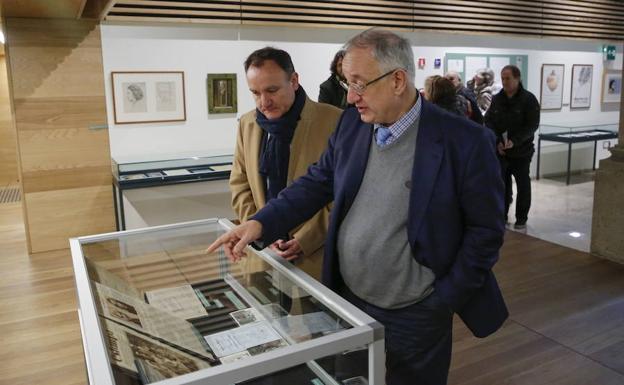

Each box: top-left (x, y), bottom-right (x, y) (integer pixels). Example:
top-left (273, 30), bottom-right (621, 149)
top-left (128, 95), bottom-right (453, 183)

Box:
top-left (101, 24), bottom-right (354, 162)
top-left (101, 23), bottom-right (622, 176)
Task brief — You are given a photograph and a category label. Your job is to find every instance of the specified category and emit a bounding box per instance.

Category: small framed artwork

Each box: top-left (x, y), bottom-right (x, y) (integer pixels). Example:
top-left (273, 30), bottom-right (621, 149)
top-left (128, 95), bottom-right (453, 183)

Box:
top-left (602, 70), bottom-right (622, 104)
top-left (570, 64), bottom-right (593, 109)
top-left (111, 71), bottom-right (186, 124)
top-left (207, 73), bottom-right (237, 114)
top-left (540, 64), bottom-right (565, 110)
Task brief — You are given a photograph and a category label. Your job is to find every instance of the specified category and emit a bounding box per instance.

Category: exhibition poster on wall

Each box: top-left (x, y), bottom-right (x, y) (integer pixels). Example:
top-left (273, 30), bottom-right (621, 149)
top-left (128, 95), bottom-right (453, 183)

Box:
top-left (540, 64), bottom-right (565, 110)
top-left (570, 64), bottom-right (593, 109)
top-left (602, 70), bottom-right (622, 104)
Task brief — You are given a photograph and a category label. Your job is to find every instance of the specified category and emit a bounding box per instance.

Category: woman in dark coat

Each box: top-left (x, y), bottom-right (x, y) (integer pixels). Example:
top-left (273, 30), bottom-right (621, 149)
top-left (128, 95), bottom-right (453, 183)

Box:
top-left (424, 75), bottom-right (469, 117)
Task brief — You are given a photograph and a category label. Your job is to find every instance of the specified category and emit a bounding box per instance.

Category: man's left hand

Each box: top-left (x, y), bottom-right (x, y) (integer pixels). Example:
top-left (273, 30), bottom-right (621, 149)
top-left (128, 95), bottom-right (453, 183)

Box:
top-left (270, 239), bottom-right (303, 261)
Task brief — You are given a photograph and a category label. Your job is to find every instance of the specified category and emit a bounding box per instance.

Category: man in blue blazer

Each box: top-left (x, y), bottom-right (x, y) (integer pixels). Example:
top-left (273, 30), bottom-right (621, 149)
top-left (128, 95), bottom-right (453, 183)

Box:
top-left (208, 29), bottom-right (508, 385)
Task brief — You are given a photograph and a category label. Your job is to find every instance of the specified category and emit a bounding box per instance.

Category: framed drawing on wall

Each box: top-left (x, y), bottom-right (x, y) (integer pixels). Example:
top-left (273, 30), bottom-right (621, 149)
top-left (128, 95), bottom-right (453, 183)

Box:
top-left (207, 73), bottom-right (237, 114)
top-left (111, 71), bottom-right (186, 124)
top-left (601, 70), bottom-right (622, 104)
top-left (540, 64), bottom-right (564, 110)
top-left (570, 64), bottom-right (593, 109)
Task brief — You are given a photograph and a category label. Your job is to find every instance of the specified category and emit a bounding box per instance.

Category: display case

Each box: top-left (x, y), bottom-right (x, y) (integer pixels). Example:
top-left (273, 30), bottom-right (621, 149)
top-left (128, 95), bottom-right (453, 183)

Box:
top-left (112, 152), bottom-right (234, 230)
top-left (538, 123), bottom-right (618, 136)
top-left (71, 218), bottom-right (385, 385)
top-left (537, 123), bottom-right (618, 185)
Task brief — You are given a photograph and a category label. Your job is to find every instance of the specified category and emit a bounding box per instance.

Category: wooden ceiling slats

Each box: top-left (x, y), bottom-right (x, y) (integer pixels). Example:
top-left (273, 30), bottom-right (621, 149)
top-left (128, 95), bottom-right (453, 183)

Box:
top-left (104, 0), bottom-right (624, 41)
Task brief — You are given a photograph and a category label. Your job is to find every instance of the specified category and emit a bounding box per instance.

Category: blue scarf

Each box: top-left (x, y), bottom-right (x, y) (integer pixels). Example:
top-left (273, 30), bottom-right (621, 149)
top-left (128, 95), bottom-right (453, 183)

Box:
top-left (256, 86), bottom-right (307, 200)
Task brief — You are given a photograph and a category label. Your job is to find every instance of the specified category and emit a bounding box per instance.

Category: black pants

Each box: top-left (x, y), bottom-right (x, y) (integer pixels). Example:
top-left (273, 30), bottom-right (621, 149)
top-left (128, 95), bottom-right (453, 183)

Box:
top-left (502, 155), bottom-right (532, 223)
top-left (341, 286), bottom-right (453, 385)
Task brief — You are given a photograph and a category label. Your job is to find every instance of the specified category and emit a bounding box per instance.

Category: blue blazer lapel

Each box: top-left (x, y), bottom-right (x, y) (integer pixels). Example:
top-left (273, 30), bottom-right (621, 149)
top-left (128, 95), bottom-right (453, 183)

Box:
top-left (408, 101), bottom-right (444, 240)
top-left (340, 122), bottom-right (373, 219)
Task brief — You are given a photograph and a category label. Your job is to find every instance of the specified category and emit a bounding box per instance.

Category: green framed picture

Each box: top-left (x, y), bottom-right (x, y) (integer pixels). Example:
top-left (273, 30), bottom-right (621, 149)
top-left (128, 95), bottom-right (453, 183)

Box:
top-left (207, 73), bottom-right (237, 114)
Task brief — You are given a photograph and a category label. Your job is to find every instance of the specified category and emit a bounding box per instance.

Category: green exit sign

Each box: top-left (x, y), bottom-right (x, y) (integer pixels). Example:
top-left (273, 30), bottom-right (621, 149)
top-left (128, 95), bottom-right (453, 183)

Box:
top-left (603, 45), bottom-right (616, 61)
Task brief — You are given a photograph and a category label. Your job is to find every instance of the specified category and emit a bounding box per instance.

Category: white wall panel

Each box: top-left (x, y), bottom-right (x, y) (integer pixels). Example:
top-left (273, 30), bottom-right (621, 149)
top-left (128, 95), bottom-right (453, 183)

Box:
top-left (101, 23), bottom-right (622, 176)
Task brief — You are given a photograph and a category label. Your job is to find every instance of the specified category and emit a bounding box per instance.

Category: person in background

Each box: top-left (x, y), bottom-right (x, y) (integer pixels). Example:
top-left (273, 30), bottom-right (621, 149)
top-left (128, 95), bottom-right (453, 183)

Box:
top-left (318, 50), bottom-right (349, 109)
top-left (423, 75), bottom-right (469, 117)
top-left (467, 68), bottom-right (501, 115)
top-left (445, 71), bottom-right (483, 124)
top-left (209, 29), bottom-right (508, 385)
top-left (485, 64), bottom-right (540, 230)
top-left (229, 47), bottom-right (342, 279)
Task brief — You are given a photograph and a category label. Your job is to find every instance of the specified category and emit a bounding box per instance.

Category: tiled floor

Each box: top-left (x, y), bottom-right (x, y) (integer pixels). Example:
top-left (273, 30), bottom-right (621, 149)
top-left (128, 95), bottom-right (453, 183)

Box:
top-left (507, 172), bottom-right (595, 252)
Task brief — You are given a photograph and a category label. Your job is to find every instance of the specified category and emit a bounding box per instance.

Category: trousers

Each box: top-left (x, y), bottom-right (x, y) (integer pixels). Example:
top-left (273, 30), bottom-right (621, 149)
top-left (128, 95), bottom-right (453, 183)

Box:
top-left (341, 286), bottom-right (453, 385)
top-left (502, 155), bottom-right (532, 223)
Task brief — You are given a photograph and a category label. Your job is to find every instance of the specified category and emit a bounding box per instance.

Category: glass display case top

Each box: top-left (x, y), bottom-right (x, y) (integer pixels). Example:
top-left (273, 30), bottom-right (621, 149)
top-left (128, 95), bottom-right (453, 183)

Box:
top-left (113, 149), bottom-right (232, 168)
top-left (111, 150), bottom-right (234, 185)
top-left (71, 219), bottom-right (383, 385)
top-left (539, 122), bottom-right (618, 135)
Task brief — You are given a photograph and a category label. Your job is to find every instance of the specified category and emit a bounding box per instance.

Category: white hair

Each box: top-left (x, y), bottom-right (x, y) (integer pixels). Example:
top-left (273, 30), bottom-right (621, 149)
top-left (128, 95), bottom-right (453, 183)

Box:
top-left (343, 28), bottom-right (415, 85)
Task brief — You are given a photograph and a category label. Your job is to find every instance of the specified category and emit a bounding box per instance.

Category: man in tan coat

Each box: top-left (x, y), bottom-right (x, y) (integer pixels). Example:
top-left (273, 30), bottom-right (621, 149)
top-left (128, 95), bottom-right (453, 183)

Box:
top-left (230, 47), bottom-right (342, 279)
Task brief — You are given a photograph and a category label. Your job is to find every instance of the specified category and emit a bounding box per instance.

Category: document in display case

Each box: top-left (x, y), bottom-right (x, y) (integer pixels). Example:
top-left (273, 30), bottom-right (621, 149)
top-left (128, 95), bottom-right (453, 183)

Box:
top-left (71, 218), bottom-right (384, 385)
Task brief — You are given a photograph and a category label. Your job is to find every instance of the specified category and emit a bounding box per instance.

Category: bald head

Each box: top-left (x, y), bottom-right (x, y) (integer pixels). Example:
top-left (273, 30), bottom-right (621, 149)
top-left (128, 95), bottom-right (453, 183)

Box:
top-left (445, 71), bottom-right (462, 90)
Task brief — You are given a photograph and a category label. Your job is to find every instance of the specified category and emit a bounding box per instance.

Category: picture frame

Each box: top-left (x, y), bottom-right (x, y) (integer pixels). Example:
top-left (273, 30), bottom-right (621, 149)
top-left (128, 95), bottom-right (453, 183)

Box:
top-left (111, 71), bottom-right (186, 124)
top-left (570, 64), bottom-right (593, 109)
top-left (540, 64), bottom-right (565, 110)
top-left (207, 73), bottom-right (238, 114)
top-left (601, 70), bottom-right (622, 104)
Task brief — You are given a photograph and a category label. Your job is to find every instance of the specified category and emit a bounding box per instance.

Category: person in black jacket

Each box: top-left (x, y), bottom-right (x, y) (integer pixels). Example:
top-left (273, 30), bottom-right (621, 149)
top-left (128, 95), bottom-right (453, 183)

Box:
top-left (485, 65), bottom-right (540, 229)
top-left (318, 50), bottom-right (348, 109)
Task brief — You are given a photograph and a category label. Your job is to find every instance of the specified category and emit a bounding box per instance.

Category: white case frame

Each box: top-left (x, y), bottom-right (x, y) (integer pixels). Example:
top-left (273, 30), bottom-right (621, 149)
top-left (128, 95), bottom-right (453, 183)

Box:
top-left (71, 218), bottom-right (385, 385)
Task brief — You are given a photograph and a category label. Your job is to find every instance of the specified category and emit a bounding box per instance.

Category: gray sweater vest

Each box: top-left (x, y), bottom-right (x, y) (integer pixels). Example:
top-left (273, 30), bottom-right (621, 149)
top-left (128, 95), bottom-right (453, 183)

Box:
top-left (336, 120), bottom-right (435, 309)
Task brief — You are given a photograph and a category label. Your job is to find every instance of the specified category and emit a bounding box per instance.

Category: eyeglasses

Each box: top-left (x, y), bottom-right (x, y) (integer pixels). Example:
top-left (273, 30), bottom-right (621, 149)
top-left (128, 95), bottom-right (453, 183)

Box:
top-left (339, 68), bottom-right (400, 96)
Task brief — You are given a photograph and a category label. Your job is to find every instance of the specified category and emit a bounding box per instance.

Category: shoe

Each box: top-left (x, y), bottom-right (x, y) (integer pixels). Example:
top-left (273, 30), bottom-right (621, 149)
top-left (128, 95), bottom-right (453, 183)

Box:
top-left (513, 221), bottom-right (527, 230)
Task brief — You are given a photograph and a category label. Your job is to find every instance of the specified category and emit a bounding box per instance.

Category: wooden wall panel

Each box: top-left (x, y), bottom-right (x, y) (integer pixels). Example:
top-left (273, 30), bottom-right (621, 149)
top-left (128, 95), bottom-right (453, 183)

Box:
top-left (5, 18), bottom-right (115, 254)
top-left (103, 0), bottom-right (624, 41)
top-left (0, 0), bottom-right (85, 19)
top-left (25, 186), bottom-right (115, 251)
top-left (0, 57), bottom-right (18, 185)
top-left (7, 20), bottom-right (110, 99)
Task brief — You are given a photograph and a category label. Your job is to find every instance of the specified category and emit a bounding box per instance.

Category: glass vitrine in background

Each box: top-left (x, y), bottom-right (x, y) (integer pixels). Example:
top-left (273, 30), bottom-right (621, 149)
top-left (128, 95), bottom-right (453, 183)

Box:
top-left (71, 218), bottom-right (384, 385)
top-left (111, 152), bottom-right (234, 230)
top-left (538, 123), bottom-right (618, 136)
top-left (112, 152), bottom-right (234, 186)
top-left (537, 123), bottom-right (618, 184)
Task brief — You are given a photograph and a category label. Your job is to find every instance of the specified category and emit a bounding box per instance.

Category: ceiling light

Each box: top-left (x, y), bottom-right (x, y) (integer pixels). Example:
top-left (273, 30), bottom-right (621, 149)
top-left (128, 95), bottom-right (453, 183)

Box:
top-left (568, 232), bottom-right (582, 238)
